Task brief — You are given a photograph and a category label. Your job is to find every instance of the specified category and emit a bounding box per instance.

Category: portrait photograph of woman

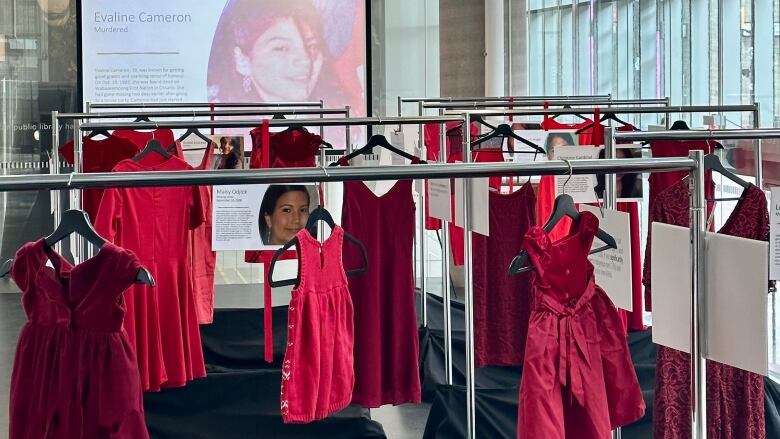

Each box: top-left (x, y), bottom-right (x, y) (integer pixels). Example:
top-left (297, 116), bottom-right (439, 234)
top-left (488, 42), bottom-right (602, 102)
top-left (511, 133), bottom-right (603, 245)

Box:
top-left (206, 0), bottom-right (365, 113)
top-left (258, 184), bottom-right (320, 247)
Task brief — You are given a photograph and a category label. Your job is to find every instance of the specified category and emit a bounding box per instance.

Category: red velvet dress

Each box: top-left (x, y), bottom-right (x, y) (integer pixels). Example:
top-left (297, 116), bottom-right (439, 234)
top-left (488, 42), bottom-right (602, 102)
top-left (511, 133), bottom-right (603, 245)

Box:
top-left (113, 128), bottom-right (175, 151)
top-left (59, 135), bottom-right (139, 222)
top-left (95, 154), bottom-right (207, 392)
top-left (173, 141), bottom-right (217, 324)
top-left (648, 139), bottom-right (715, 211)
top-left (473, 182), bottom-right (536, 367)
top-left (340, 163), bottom-right (422, 407)
top-left (9, 239), bottom-right (149, 439)
top-left (518, 211), bottom-right (645, 438)
top-left (644, 181), bottom-right (768, 439)
top-left (280, 227), bottom-right (354, 423)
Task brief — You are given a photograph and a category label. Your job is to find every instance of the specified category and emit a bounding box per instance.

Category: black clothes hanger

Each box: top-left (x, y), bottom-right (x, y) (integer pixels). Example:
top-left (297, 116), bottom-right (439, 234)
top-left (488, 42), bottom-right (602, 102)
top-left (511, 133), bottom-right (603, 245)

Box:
top-left (551, 105), bottom-right (588, 121)
top-left (0, 209), bottom-right (155, 285)
top-left (132, 138), bottom-right (172, 162)
top-left (86, 129), bottom-right (112, 139)
top-left (508, 194), bottom-right (618, 276)
top-left (704, 153), bottom-right (750, 202)
top-left (330, 134), bottom-right (424, 166)
top-left (472, 116), bottom-right (498, 131)
top-left (267, 207), bottom-right (368, 288)
top-left (575, 112), bottom-right (631, 134)
top-left (471, 124), bottom-right (545, 154)
top-left (670, 120), bottom-right (690, 130)
top-left (177, 127), bottom-right (212, 144)
top-left (133, 115), bottom-right (152, 123)
top-left (271, 112), bottom-right (287, 120)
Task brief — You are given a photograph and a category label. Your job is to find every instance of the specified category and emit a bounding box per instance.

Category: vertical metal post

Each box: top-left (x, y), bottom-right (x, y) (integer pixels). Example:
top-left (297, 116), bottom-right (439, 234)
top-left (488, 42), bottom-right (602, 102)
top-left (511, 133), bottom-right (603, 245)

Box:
top-left (397, 96), bottom-right (403, 118)
top-left (85, 101), bottom-right (91, 113)
top-left (70, 118), bottom-right (84, 262)
top-left (418, 101), bottom-right (428, 326)
top-left (440, 112), bottom-right (453, 385)
top-left (754, 103), bottom-right (763, 189)
top-left (345, 106), bottom-right (352, 154)
top-left (462, 111), bottom-right (476, 439)
top-left (50, 111), bottom-right (61, 254)
top-left (605, 128), bottom-right (620, 439)
top-left (688, 149), bottom-right (707, 439)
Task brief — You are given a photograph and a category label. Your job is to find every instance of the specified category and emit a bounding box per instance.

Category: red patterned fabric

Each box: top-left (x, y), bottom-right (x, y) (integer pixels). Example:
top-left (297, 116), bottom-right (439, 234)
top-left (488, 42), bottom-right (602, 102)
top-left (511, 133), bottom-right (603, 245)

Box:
top-left (95, 154), bottom-right (207, 392)
top-left (280, 227), bottom-right (354, 423)
top-left (648, 140), bottom-right (715, 211)
top-left (517, 211), bottom-right (645, 438)
top-left (59, 136), bottom-right (139, 223)
top-left (474, 183), bottom-right (536, 367)
top-left (645, 181), bottom-right (768, 439)
top-left (9, 240), bottom-right (149, 439)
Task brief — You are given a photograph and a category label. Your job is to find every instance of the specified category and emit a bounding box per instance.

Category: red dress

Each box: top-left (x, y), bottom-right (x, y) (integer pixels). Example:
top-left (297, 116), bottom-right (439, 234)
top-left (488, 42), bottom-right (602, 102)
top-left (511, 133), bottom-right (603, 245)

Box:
top-left (9, 239), bottom-right (149, 439)
top-left (59, 135), bottom-right (139, 222)
top-left (341, 168), bottom-right (422, 407)
top-left (648, 139), bottom-right (715, 211)
top-left (644, 181), bottom-right (767, 439)
top-left (173, 141), bottom-right (217, 324)
top-left (95, 154), bottom-right (207, 392)
top-left (114, 128), bottom-right (175, 151)
top-left (473, 182), bottom-right (536, 367)
top-left (518, 211), bottom-right (645, 438)
top-left (280, 227), bottom-right (354, 423)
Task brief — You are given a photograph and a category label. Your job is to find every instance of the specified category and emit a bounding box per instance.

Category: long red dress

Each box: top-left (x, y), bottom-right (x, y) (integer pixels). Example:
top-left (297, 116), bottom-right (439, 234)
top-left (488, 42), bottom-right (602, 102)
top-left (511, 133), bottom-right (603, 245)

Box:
top-left (173, 141), bottom-right (217, 324)
top-left (518, 211), bottom-right (645, 438)
top-left (9, 239), bottom-right (149, 439)
top-left (473, 182), bottom-right (536, 367)
top-left (280, 226), bottom-right (354, 423)
top-left (340, 164), bottom-right (422, 407)
top-left (95, 154), bottom-right (207, 392)
top-left (59, 135), bottom-right (139, 222)
top-left (644, 181), bottom-right (768, 439)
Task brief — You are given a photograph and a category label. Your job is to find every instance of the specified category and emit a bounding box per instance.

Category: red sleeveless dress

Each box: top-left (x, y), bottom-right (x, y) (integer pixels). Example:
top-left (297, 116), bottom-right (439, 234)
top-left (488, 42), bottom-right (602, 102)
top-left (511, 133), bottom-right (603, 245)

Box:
top-left (9, 240), bottom-right (149, 439)
top-left (280, 226), bottom-right (354, 423)
top-left (518, 211), bottom-right (645, 438)
top-left (340, 161), bottom-right (422, 407)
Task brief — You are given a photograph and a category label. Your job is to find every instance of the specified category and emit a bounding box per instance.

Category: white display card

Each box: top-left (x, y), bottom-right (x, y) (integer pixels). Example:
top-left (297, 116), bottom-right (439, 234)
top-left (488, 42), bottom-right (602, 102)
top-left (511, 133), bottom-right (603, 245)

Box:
top-left (428, 179), bottom-right (452, 222)
top-left (579, 205), bottom-right (633, 311)
top-left (453, 177), bottom-right (489, 236)
top-left (705, 232), bottom-right (769, 376)
top-left (552, 145), bottom-right (600, 203)
top-left (650, 223), bottom-right (692, 353)
top-left (212, 185), bottom-right (265, 251)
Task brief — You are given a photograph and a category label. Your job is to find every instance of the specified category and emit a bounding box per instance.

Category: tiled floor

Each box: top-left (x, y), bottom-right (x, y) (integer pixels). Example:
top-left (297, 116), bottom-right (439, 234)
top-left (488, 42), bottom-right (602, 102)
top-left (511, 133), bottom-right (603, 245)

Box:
top-left (0, 282), bottom-right (431, 439)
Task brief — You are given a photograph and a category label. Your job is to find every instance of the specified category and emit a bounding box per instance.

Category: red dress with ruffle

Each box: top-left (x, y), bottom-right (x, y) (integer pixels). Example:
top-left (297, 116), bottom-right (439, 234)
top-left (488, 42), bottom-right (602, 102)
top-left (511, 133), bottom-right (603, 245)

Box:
top-left (518, 211), bottom-right (645, 438)
top-left (95, 154), bottom-right (207, 392)
top-left (280, 227), bottom-right (354, 423)
top-left (644, 181), bottom-right (767, 439)
top-left (9, 240), bottom-right (149, 439)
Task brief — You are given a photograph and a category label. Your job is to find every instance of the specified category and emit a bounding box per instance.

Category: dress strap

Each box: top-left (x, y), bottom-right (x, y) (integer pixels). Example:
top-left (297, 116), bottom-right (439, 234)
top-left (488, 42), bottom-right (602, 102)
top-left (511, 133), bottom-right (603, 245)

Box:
top-left (578, 210), bottom-right (600, 250)
top-left (521, 226), bottom-right (552, 279)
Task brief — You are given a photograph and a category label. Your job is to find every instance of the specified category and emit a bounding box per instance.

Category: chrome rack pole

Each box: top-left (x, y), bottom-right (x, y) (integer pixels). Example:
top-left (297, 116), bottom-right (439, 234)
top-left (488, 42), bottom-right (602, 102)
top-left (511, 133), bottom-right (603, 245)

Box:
top-left (462, 111), bottom-right (476, 439)
top-left (754, 102), bottom-right (763, 190)
top-left (397, 95), bottom-right (403, 118)
top-left (440, 109), bottom-right (453, 384)
top-left (419, 101), bottom-right (428, 326)
top-left (688, 150), bottom-right (707, 439)
top-left (88, 101), bottom-right (324, 109)
top-left (50, 111), bottom-right (61, 254)
top-left (345, 106), bottom-right (352, 153)
top-left (71, 118), bottom-right (83, 263)
top-left (604, 131), bottom-right (621, 439)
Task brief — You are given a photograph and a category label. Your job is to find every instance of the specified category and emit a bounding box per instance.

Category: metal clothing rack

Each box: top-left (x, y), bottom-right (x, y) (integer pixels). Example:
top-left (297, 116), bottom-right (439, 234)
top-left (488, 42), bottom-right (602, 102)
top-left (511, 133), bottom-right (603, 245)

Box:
top-left (0, 151), bottom-right (705, 439)
top-left (421, 97), bottom-right (671, 110)
top-left (86, 101), bottom-right (326, 111)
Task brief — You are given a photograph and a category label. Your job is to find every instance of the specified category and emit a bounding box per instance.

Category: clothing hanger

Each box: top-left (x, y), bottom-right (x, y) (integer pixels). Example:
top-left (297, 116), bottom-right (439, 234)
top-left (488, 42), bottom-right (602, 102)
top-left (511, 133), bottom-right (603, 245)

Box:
top-left (330, 134), bottom-right (424, 166)
top-left (0, 209), bottom-right (155, 286)
top-left (176, 127), bottom-right (212, 145)
top-left (283, 124), bottom-right (334, 149)
top-left (471, 124), bottom-right (545, 154)
top-left (132, 124), bottom-right (172, 162)
top-left (551, 105), bottom-right (588, 121)
top-left (575, 112), bottom-right (631, 134)
top-left (704, 153), bottom-right (750, 202)
top-left (86, 129), bottom-right (112, 139)
top-left (133, 115), bottom-right (152, 123)
top-left (267, 207), bottom-right (368, 288)
top-left (670, 120), bottom-right (690, 130)
top-left (508, 161), bottom-right (617, 276)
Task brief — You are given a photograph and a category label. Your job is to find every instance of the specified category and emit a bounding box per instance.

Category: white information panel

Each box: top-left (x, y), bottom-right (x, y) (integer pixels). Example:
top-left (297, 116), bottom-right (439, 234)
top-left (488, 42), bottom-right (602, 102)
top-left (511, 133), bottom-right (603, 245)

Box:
top-left (552, 145), bottom-right (600, 203)
top-left (650, 223), bottom-right (692, 353)
top-left (453, 177), bottom-right (489, 236)
top-left (579, 205), bottom-right (633, 311)
top-left (770, 187), bottom-right (780, 281)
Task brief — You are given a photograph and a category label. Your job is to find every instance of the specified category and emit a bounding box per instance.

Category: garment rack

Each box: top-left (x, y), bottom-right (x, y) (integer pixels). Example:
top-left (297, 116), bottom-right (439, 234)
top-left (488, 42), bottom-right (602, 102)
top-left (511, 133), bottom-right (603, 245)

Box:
top-left (0, 148), bottom-right (705, 439)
